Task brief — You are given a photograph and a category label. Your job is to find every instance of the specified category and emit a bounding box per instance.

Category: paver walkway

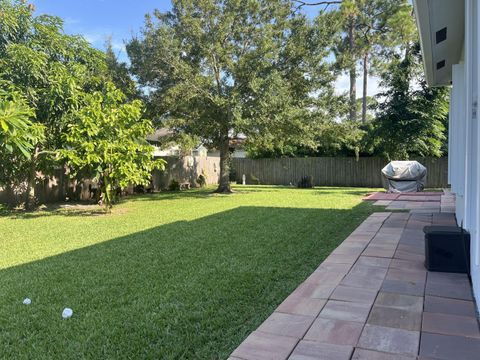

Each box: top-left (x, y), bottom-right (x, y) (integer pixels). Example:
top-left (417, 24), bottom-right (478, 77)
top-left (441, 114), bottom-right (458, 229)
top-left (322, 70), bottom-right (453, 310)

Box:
top-left (364, 192), bottom-right (443, 202)
top-left (364, 191), bottom-right (446, 212)
top-left (229, 194), bottom-right (479, 360)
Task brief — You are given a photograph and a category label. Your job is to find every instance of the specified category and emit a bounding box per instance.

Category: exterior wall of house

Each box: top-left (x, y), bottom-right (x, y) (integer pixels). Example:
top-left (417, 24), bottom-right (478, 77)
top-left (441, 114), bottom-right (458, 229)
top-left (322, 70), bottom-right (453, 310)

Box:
top-left (152, 145), bottom-right (210, 158)
top-left (449, 0), bottom-right (480, 300)
top-left (468, 0), bottom-right (480, 300)
top-left (152, 145), bottom-right (181, 157)
top-left (450, 64), bottom-right (466, 226)
top-left (207, 149), bottom-right (246, 158)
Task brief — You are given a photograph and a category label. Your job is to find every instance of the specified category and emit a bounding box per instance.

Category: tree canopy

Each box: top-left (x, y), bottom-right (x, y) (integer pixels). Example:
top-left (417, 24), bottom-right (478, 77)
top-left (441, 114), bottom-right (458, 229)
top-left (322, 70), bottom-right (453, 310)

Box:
top-left (0, 0), bottom-right (162, 209)
top-left (371, 43), bottom-right (449, 160)
top-left (127, 0), bottom-right (447, 165)
top-left (60, 84), bottom-right (164, 210)
top-left (127, 0), bottom-right (339, 192)
top-left (0, 82), bottom-right (41, 157)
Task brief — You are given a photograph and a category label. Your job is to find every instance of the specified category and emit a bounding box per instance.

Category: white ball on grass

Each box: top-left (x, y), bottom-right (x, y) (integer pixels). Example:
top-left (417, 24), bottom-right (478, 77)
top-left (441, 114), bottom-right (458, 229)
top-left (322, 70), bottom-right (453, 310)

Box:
top-left (62, 308), bottom-right (73, 319)
top-left (23, 298), bottom-right (31, 305)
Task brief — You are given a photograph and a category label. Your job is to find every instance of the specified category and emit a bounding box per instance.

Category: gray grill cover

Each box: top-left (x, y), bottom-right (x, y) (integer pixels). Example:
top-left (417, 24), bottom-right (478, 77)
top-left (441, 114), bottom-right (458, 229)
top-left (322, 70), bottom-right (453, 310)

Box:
top-left (381, 161), bottom-right (427, 193)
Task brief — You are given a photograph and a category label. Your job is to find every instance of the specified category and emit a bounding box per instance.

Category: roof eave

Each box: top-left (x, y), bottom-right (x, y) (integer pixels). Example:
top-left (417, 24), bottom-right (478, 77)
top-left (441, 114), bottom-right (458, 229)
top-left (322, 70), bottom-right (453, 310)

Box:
top-left (413, 0), bottom-right (436, 87)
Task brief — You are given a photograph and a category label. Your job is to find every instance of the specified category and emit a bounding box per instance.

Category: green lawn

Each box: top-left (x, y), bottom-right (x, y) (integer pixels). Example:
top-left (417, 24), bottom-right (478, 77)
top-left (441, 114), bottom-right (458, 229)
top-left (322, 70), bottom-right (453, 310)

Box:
top-left (0, 185), bottom-right (379, 359)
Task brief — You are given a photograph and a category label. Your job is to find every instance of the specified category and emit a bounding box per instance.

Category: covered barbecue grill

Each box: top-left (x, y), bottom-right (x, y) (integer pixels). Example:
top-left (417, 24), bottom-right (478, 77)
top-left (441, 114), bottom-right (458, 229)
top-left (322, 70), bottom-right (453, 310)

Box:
top-left (381, 161), bottom-right (427, 193)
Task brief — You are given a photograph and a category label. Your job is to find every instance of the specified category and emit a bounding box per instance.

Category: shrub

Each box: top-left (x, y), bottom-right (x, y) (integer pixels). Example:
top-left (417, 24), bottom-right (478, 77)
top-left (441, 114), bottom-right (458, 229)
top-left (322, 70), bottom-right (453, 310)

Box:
top-left (134, 184), bottom-right (146, 193)
top-left (246, 173), bottom-right (260, 185)
top-left (229, 166), bottom-right (237, 182)
top-left (197, 174), bottom-right (207, 187)
top-left (168, 179), bottom-right (180, 191)
top-left (297, 175), bottom-right (314, 188)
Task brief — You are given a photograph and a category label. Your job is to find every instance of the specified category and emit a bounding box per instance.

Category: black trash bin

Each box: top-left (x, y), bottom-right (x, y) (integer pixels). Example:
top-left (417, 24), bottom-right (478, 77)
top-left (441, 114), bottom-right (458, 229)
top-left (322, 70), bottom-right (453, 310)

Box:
top-left (424, 226), bottom-right (470, 274)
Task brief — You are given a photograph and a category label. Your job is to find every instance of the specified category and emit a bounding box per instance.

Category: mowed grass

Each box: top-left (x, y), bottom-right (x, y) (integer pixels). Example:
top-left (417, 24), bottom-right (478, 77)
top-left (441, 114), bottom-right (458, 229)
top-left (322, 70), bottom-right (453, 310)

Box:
top-left (0, 185), bottom-right (380, 359)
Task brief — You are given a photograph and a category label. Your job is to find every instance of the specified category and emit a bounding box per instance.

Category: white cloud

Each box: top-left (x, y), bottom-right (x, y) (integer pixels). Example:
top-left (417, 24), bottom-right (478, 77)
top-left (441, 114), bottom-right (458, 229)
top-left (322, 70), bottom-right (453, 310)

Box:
top-left (64, 17), bottom-right (80, 25)
top-left (82, 32), bottom-right (105, 45)
top-left (111, 41), bottom-right (126, 53)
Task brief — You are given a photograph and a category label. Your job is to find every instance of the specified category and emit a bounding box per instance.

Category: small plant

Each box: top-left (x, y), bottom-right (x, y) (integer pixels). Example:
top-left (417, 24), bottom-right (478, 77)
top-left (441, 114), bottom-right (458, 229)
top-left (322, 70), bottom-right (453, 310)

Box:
top-left (168, 179), bottom-right (180, 191)
top-left (247, 173), bottom-right (260, 185)
top-left (197, 174), bottom-right (207, 187)
top-left (134, 184), bottom-right (146, 194)
top-left (229, 166), bottom-right (237, 182)
top-left (297, 175), bottom-right (314, 188)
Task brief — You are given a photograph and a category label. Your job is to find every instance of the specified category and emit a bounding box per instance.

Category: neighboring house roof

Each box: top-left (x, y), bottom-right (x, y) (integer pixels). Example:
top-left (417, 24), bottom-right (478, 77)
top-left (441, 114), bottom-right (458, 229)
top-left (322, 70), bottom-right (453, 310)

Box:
top-left (148, 128), bottom-right (247, 149)
top-left (413, 0), bottom-right (465, 87)
top-left (147, 128), bottom-right (210, 157)
top-left (146, 128), bottom-right (174, 143)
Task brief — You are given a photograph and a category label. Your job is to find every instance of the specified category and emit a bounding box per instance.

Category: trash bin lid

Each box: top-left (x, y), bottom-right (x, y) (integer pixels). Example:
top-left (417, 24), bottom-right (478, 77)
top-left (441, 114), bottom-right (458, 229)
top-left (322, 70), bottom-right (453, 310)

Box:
top-left (423, 226), bottom-right (468, 235)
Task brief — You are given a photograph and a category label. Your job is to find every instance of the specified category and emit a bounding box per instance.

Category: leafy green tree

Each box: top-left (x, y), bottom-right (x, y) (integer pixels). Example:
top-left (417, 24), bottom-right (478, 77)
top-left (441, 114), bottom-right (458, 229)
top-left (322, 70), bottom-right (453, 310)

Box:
top-left (0, 81), bottom-right (45, 207)
top-left (355, 0), bottom-right (415, 123)
top-left (1, 1), bottom-right (160, 210)
top-left (105, 38), bottom-right (140, 101)
top-left (60, 84), bottom-right (165, 211)
top-left (297, 1), bottom-right (364, 123)
top-left (0, 82), bottom-right (42, 157)
top-left (247, 119), bottom-right (366, 158)
top-left (0, 0), bottom-right (108, 208)
top-left (334, 0), bottom-right (415, 123)
top-left (297, 1), bottom-right (415, 123)
top-left (127, 0), bottom-right (338, 192)
top-left (372, 43), bottom-right (449, 160)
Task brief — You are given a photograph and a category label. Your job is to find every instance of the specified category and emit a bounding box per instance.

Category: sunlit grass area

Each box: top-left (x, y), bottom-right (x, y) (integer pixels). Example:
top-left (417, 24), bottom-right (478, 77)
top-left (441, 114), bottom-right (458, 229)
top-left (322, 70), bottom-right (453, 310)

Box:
top-left (0, 185), bottom-right (380, 359)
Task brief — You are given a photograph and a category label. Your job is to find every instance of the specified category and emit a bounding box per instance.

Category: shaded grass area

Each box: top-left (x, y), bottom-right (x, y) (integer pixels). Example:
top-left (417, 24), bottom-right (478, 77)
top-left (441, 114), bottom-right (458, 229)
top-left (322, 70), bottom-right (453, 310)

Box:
top-left (0, 185), bottom-right (379, 359)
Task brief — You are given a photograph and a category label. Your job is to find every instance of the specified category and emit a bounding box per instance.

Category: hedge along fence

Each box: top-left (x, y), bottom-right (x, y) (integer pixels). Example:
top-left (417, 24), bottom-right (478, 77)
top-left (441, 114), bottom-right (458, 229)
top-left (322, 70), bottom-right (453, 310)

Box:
top-left (232, 157), bottom-right (448, 188)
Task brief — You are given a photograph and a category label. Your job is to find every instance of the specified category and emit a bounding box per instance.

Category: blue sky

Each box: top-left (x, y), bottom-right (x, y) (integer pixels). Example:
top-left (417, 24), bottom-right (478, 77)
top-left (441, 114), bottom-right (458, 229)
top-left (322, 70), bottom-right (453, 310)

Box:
top-left (31, 1), bottom-right (379, 96)
top-left (32, 1), bottom-right (318, 60)
top-left (32, 0), bottom-right (172, 61)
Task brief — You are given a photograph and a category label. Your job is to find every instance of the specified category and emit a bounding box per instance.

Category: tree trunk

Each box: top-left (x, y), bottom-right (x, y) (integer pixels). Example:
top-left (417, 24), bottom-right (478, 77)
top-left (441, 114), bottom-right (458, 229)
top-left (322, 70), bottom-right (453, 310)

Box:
top-left (348, 15), bottom-right (357, 122)
top-left (25, 146), bottom-right (39, 211)
top-left (4, 183), bottom-right (14, 208)
top-left (362, 52), bottom-right (368, 123)
top-left (215, 137), bottom-right (232, 193)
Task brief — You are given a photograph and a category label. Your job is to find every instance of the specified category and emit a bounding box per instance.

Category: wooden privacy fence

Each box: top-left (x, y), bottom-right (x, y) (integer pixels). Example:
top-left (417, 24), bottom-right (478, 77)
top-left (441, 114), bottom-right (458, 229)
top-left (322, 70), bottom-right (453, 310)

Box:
top-left (232, 157), bottom-right (448, 188)
top-left (152, 156), bottom-right (220, 190)
top-left (0, 156), bottom-right (221, 206)
top-left (0, 156), bottom-right (447, 205)
top-left (0, 168), bottom-right (71, 206)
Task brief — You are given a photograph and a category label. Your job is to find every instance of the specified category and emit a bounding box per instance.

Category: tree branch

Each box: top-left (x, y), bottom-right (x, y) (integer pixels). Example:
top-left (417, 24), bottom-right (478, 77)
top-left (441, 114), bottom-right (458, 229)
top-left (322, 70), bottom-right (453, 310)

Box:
top-left (294, 0), bottom-right (342, 11)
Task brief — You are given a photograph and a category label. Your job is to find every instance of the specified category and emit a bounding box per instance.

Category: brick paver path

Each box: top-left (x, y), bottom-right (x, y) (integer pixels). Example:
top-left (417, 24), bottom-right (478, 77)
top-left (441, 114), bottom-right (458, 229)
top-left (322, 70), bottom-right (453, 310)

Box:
top-left (229, 194), bottom-right (479, 360)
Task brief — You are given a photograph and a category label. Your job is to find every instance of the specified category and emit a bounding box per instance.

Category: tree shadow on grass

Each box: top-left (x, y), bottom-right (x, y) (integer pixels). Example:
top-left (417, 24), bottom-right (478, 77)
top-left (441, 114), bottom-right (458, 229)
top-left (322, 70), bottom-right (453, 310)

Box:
top-left (0, 203), bottom-right (374, 359)
top-left (0, 185), bottom-right (379, 220)
top-left (0, 190), bottom-right (216, 219)
top-left (126, 186), bottom-right (291, 202)
top-left (124, 188), bottom-right (216, 202)
top-left (0, 203), bottom-right (107, 219)
top-left (0, 186), bottom-right (297, 219)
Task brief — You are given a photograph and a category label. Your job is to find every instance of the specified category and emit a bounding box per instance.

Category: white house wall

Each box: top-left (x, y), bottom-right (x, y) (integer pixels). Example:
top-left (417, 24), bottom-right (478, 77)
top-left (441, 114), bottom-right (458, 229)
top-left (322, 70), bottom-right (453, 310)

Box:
top-left (414, 0), bottom-right (480, 302)
top-left (451, 64), bottom-right (466, 226)
top-left (452, 0), bottom-right (480, 300)
top-left (470, 0), bottom-right (480, 299)
top-left (446, 0), bottom-right (480, 301)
